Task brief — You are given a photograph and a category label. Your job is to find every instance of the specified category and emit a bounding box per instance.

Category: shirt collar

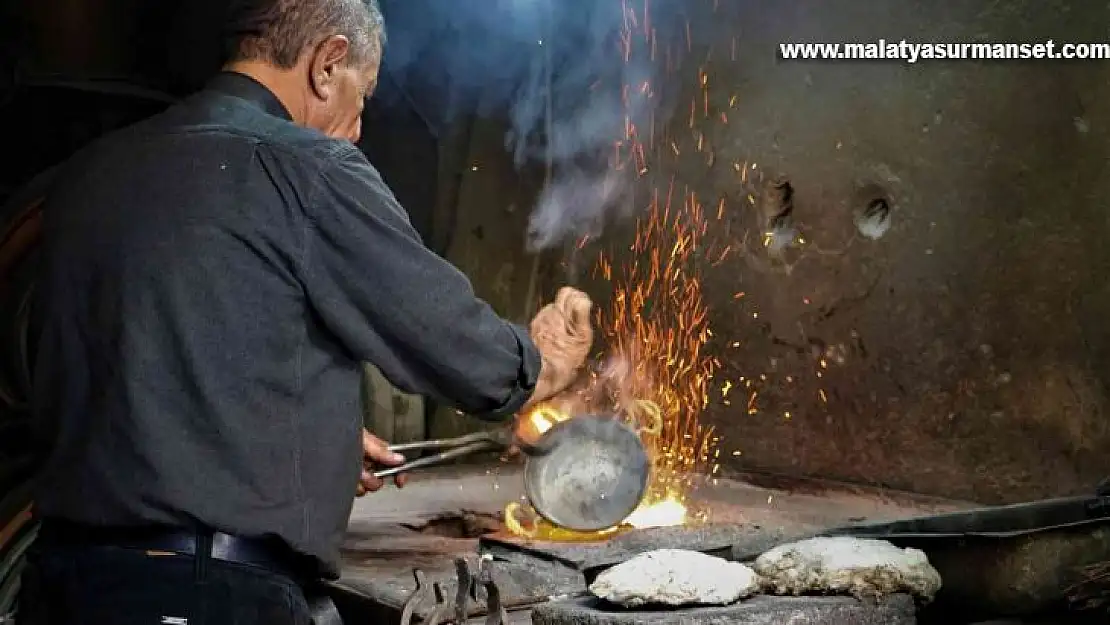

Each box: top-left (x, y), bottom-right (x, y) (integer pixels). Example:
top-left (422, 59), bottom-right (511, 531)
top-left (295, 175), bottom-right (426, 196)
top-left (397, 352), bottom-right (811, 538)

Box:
top-left (206, 71), bottom-right (293, 121)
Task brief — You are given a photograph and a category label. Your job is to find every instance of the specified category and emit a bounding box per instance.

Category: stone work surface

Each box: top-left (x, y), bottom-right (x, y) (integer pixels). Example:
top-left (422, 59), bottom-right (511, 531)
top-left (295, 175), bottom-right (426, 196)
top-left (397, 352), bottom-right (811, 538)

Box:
top-left (337, 540), bottom-right (583, 622)
top-left (479, 523), bottom-right (800, 573)
top-left (336, 466), bottom-right (971, 622)
top-left (530, 594), bottom-right (917, 625)
top-left (338, 525), bottom-right (797, 621)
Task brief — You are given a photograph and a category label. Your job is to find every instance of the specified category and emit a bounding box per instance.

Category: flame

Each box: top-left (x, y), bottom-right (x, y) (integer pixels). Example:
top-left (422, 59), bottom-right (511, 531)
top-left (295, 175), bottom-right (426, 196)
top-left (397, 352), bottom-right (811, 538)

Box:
top-left (505, 405), bottom-right (690, 539)
top-left (523, 406), bottom-right (565, 438)
top-left (504, 400), bottom-right (700, 540)
top-left (624, 498), bottom-right (687, 528)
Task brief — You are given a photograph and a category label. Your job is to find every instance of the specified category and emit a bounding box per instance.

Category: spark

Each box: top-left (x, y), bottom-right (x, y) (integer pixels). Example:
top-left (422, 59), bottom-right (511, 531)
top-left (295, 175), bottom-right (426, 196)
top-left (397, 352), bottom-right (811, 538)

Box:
top-left (594, 0), bottom-right (721, 527)
top-left (506, 0), bottom-right (769, 541)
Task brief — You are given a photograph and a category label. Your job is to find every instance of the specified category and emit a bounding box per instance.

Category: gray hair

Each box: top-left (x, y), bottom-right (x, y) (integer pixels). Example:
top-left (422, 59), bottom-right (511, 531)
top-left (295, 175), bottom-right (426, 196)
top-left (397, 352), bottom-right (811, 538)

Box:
top-left (224, 0), bottom-right (386, 69)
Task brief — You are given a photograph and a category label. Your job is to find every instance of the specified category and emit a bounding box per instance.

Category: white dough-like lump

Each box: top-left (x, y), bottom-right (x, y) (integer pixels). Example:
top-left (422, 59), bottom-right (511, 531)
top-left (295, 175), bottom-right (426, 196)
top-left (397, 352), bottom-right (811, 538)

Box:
top-left (589, 548), bottom-right (762, 607)
top-left (753, 536), bottom-right (942, 602)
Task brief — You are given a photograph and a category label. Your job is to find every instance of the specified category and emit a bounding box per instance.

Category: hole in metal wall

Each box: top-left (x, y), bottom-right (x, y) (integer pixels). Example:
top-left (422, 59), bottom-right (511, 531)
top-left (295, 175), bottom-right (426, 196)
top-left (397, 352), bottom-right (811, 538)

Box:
top-left (763, 178), bottom-right (795, 225)
top-left (760, 178), bottom-right (800, 255)
top-left (854, 187), bottom-right (894, 241)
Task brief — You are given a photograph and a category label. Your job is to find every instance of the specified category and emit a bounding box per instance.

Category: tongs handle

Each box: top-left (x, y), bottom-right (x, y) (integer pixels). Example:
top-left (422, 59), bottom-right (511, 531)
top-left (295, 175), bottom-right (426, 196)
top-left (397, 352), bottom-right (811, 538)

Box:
top-left (372, 432), bottom-right (511, 479)
top-left (371, 426), bottom-right (557, 479)
top-left (387, 430), bottom-right (507, 453)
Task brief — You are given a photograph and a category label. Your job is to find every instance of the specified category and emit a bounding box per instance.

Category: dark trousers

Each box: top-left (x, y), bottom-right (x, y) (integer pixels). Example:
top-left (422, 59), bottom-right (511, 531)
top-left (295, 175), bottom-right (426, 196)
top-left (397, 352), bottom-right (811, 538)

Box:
top-left (18, 541), bottom-right (314, 625)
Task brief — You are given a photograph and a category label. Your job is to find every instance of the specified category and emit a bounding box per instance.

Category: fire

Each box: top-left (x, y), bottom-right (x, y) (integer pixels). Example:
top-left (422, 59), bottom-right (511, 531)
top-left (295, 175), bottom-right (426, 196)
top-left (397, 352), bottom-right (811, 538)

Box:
top-left (503, 400), bottom-right (701, 540)
top-left (624, 498), bottom-right (687, 528)
top-left (505, 0), bottom-right (726, 540)
top-left (504, 406), bottom-right (689, 539)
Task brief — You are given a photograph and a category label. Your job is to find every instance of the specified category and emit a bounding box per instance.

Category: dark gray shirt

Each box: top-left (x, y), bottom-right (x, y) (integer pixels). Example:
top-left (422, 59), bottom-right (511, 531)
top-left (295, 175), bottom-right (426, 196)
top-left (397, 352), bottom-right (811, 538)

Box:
top-left (31, 72), bottom-right (540, 577)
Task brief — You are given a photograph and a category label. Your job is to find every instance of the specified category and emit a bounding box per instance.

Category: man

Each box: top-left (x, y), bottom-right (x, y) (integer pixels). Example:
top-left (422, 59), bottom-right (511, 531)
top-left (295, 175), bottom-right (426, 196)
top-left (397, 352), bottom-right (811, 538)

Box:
top-left (19, 0), bottom-right (593, 623)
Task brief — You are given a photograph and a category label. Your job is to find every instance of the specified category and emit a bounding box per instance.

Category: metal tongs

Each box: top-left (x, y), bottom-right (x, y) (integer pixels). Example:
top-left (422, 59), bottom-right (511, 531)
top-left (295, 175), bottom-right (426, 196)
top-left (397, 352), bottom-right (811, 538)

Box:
top-left (372, 427), bottom-right (550, 479)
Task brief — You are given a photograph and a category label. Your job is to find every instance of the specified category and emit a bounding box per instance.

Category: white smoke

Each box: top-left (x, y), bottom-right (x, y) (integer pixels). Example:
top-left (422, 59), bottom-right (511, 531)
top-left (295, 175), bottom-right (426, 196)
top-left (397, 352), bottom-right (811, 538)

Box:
top-left (379, 0), bottom-right (683, 252)
top-left (525, 169), bottom-right (629, 252)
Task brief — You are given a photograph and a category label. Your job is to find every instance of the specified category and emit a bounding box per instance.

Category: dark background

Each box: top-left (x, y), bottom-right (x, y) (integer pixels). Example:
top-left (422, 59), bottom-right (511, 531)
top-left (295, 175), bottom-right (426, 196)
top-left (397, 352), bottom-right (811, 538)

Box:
top-left (0, 0), bottom-right (471, 243)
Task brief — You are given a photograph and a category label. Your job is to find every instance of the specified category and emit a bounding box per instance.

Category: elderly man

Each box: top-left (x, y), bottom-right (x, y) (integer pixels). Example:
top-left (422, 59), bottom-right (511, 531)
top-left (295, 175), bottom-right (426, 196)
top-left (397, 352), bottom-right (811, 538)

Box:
top-left (18, 0), bottom-right (593, 623)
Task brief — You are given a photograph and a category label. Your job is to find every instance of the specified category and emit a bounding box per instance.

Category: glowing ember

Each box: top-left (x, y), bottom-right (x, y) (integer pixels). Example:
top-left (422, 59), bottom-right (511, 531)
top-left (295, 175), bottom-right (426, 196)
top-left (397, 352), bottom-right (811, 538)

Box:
top-left (624, 498), bottom-right (688, 529)
top-left (524, 405), bottom-right (564, 438)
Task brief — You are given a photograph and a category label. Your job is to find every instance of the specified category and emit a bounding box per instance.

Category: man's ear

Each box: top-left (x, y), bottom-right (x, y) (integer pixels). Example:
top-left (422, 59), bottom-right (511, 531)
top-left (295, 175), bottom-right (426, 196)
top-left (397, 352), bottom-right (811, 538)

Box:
top-left (308, 35), bottom-right (351, 100)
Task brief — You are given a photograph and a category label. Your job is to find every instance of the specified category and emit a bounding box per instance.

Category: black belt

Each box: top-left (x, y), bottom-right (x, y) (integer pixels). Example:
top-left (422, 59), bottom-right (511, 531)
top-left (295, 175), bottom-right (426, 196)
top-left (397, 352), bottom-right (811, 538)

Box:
top-left (36, 519), bottom-right (309, 583)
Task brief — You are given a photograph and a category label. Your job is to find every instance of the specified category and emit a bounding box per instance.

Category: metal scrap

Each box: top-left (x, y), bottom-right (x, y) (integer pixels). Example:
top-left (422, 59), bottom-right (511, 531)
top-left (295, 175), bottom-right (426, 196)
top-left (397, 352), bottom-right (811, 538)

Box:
top-left (453, 555), bottom-right (509, 625)
top-left (453, 557), bottom-right (472, 625)
top-left (399, 568), bottom-right (450, 625)
top-left (399, 557), bottom-right (510, 625)
top-left (477, 564), bottom-right (510, 625)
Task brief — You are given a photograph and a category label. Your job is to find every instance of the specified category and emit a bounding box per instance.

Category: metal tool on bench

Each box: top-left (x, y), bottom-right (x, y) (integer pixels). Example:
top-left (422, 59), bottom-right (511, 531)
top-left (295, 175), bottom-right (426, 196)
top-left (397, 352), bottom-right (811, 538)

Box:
top-left (374, 414), bottom-right (651, 532)
top-left (398, 557), bottom-right (509, 625)
top-left (399, 569), bottom-right (451, 625)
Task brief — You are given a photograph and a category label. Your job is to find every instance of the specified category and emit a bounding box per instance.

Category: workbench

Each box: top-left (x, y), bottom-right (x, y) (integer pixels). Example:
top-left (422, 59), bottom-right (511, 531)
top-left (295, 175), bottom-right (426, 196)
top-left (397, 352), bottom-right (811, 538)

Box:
top-left (331, 464), bottom-right (969, 624)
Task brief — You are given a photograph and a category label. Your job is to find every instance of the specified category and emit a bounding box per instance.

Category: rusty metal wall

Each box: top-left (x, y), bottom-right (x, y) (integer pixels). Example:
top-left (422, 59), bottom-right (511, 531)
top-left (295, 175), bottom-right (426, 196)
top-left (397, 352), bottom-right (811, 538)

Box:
top-left (415, 0), bottom-right (1110, 501)
top-left (595, 0), bottom-right (1110, 504)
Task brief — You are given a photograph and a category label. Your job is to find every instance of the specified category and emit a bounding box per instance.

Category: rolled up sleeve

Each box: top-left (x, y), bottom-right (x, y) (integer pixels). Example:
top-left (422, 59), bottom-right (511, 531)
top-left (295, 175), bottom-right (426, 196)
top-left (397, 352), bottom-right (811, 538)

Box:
top-left (302, 146), bottom-right (540, 419)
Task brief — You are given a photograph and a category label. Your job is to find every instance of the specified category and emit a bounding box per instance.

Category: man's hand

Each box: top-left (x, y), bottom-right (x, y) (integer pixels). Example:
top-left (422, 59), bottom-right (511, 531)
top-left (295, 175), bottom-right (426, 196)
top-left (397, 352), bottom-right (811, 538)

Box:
top-left (528, 286), bottom-right (594, 406)
top-left (357, 429), bottom-right (407, 496)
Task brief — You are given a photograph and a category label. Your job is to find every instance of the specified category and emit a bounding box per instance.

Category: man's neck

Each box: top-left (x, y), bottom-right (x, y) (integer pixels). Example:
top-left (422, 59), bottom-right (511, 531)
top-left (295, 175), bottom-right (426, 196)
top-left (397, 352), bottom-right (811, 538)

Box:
top-left (223, 60), bottom-right (307, 125)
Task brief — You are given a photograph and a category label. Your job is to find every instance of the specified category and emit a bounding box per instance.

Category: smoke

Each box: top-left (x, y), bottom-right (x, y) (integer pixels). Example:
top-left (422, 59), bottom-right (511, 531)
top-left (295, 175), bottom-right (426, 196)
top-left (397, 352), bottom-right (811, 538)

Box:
top-left (524, 168), bottom-right (628, 251)
top-left (378, 0), bottom-right (684, 252)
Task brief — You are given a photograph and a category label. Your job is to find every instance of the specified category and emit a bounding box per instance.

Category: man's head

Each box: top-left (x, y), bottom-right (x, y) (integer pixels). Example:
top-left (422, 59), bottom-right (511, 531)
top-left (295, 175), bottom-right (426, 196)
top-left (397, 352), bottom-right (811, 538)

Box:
top-left (223, 0), bottom-right (386, 142)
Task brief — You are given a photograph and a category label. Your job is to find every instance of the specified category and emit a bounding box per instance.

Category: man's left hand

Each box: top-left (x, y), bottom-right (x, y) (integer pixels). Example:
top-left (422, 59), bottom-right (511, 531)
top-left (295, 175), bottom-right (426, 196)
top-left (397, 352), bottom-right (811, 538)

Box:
top-left (527, 287), bottom-right (594, 407)
top-left (358, 429), bottom-right (407, 496)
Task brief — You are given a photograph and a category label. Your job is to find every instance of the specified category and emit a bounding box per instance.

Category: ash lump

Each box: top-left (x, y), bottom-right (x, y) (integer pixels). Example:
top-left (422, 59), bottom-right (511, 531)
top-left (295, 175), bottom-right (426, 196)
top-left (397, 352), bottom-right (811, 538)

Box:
top-left (586, 536), bottom-right (941, 609)
top-left (589, 549), bottom-right (761, 607)
top-left (752, 536), bottom-right (942, 603)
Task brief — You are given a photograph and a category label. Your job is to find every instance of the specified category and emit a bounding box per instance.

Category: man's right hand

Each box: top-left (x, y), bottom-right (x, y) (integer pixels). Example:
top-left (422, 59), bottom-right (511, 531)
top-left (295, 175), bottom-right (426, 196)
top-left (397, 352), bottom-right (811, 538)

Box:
top-left (358, 429), bottom-right (406, 496)
top-left (527, 286), bottom-right (594, 406)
